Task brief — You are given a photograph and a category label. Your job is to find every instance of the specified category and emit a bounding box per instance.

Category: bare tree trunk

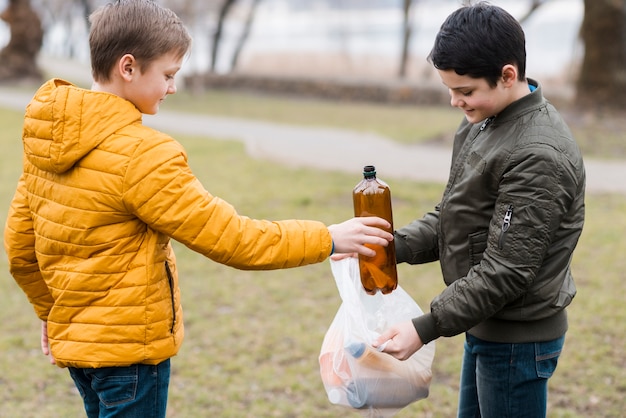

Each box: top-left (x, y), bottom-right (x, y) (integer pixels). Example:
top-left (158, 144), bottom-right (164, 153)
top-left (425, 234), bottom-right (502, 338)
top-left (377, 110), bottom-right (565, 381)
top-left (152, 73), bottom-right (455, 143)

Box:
top-left (576, 0), bottom-right (626, 109)
top-left (398, 0), bottom-right (413, 79)
top-left (230, 0), bottom-right (261, 71)
top-left (0, 0), bottom-right (44, 83)
top-left (79, 0), bottom-right (94, 26)
top-left (211, 0), bottom-right (237, 73)
top-left (517, 0), bottom-right (549, 24)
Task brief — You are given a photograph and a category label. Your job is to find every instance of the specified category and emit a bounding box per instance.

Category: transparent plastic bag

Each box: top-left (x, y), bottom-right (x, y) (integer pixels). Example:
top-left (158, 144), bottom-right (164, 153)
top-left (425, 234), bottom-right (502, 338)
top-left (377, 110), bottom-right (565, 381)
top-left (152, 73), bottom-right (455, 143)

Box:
top-left (319, 258), bottom-right (435, 418)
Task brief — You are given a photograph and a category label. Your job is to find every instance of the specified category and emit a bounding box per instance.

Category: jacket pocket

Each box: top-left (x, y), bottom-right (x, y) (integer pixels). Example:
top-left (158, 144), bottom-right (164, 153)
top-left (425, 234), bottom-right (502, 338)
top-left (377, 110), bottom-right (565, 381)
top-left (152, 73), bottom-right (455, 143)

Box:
top-left (468, 230), bottom-right (488, 266)
top-left (493, 198), bottom-right (546, 266)
top-left (498, 204), bottom-right (514, 250)
top-left (164, 261), bottom-right (176, 334)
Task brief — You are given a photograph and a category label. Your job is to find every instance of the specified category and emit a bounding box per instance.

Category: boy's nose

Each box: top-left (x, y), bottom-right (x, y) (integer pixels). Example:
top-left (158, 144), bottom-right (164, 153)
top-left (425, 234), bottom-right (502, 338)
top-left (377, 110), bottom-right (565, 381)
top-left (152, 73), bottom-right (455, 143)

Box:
top-left (450, 95), bottom-right (465, 107)
top-left (449, 92), bottom-right (464, 108)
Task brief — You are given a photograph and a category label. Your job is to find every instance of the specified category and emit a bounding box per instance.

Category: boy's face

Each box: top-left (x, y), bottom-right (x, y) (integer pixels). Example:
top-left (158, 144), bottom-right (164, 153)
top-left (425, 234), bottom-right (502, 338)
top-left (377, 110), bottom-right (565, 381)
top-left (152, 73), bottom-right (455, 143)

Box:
top-left (437, 69), bottom-right (509, 124)
top-left (124, 52), bottom-right (183, 115)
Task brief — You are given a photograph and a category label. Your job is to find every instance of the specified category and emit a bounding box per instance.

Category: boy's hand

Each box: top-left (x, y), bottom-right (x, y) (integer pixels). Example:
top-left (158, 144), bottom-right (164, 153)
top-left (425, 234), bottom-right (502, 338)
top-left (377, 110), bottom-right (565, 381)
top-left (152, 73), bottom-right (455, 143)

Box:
top-left (41, 321), bottom-right (56, 365)
top-left (374, 320), bottom-right (423, 361)
top-left (328, 217), bottom-right (393, 258)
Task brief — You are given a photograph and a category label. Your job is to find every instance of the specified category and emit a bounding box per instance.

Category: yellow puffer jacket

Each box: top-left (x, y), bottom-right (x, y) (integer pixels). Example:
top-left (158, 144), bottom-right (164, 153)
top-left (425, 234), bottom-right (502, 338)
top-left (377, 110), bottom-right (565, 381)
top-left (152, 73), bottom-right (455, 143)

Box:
top-left (4, 79), bottom-right (332, 368)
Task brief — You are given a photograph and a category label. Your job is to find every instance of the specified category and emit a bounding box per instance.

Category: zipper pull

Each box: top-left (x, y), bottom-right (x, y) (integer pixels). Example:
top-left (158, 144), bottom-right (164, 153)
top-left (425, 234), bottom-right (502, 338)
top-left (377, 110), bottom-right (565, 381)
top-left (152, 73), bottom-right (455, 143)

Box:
top-left (479, 116), bottom-right (495, 131)
top-left (498, 204), bottom-right (513, 249)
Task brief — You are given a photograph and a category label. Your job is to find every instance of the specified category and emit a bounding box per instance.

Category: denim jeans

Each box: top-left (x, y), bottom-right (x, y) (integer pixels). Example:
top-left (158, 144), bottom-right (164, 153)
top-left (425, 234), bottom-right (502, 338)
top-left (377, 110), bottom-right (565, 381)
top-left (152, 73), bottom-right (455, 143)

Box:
top-left (69, 359), bottom-right (170, 418)
top-left (457, 333), bottom-right (565, 418)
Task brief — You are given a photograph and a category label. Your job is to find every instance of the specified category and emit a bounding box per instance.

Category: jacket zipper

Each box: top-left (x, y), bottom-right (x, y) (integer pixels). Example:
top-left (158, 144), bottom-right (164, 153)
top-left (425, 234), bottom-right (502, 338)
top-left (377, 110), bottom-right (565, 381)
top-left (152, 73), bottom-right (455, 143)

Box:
top-left (479, 116), bottom-right (495, 133)
top-left (164, 261), bottom-right (176, 334)
top-left (440, 116), bottom-right (495, 259)
top-left (499, 204), bottom-right (514, 250)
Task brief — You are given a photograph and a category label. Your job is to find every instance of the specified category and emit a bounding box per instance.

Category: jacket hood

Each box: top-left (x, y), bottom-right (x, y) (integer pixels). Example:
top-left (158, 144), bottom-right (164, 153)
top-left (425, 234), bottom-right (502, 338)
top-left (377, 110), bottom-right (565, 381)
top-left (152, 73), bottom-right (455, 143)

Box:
top-left (23, 78), bottom-right (142, 174)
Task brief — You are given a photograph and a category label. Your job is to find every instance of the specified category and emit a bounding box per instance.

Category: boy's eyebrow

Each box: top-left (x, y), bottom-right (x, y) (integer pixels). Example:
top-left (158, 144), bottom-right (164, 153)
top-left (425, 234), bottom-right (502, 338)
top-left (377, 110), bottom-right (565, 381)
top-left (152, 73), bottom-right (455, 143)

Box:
top-left (447, 85), bottom-right (473, 91)
top-left (439, 79), bottom-right (472, 91)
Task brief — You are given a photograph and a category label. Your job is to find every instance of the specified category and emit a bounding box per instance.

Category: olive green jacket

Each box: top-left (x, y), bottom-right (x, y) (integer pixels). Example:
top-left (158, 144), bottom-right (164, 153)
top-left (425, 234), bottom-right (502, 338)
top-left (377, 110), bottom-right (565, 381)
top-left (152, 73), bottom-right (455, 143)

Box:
top-left (395, 80), bottom-right (585, 344)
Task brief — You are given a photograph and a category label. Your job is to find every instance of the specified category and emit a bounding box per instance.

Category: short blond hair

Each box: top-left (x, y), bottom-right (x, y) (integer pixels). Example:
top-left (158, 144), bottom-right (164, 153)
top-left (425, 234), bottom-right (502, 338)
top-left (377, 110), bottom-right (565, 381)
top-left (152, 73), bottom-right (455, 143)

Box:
top-left (89, 0), bottom-right (191, 82)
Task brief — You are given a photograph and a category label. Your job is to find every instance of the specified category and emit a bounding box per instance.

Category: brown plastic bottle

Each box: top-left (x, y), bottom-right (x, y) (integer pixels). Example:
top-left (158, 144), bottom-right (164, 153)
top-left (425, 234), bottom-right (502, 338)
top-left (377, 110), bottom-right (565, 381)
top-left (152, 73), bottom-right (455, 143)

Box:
top-left (352, 165), bottom-right (397, 295)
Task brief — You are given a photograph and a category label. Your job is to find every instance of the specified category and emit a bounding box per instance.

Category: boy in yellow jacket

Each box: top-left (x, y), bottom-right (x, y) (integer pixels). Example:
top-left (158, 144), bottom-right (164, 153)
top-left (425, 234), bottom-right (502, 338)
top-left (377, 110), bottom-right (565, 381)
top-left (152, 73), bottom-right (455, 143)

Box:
top-left (3, 1), bottom-right (392, 417)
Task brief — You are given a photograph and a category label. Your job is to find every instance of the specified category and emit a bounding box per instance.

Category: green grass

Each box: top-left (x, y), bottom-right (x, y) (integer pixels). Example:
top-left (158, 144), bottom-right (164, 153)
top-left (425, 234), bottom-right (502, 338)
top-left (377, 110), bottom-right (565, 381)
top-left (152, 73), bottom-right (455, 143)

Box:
top-left (1, 98), bottom-right (625, 417)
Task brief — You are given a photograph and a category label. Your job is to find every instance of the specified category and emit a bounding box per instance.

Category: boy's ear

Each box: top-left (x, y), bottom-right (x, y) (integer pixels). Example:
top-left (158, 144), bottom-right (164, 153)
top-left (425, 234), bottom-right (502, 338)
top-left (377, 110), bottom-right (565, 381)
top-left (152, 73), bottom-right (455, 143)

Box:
top-left (501, 64), bottom-right (518, 87)
top-left (117, 54), bottom-right (137, 81)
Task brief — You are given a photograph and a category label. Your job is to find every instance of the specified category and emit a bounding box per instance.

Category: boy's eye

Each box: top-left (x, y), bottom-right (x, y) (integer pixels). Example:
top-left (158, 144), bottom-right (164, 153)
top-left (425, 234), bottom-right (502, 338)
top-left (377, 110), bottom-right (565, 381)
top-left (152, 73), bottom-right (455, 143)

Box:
top-left (462, 90), bottom-right (472, 97)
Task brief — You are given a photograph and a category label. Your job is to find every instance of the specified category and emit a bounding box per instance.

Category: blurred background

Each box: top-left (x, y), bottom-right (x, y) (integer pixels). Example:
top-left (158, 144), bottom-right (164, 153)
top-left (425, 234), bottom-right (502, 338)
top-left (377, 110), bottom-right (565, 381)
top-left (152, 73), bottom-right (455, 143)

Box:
top-left (1, 2), bottom-right (625, 417)
top-left (1, 0), bottom-right (624, 109)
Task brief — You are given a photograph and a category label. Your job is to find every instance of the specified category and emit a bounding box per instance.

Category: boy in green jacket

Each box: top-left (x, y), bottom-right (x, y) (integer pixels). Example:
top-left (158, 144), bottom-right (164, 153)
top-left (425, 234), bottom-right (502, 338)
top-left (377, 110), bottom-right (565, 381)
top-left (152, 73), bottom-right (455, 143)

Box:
top-left (3, 1), bottom-right (392, 417)
top-left (376, 4), bottom-right (585, 418)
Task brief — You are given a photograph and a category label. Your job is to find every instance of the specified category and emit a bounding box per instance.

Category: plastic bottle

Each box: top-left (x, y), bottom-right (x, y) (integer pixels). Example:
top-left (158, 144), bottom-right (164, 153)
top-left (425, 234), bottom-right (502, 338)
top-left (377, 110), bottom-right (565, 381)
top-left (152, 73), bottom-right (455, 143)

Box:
top-left (346, 342), bottom-right (399, 374)
top-left (346, 378), bottom-right (428, 409)
top-left (345, 342), bottom-right (430, 388)
top-left (352, 165), bottom-right (397, 295)
top-left (345, 342), bottom-right (430, 409)
top-left (319, 351), bottom-right (350, 387)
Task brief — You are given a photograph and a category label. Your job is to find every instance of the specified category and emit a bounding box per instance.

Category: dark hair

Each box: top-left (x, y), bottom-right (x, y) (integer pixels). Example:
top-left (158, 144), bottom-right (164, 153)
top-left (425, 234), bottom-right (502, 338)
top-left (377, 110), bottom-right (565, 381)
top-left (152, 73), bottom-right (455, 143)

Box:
top-left (428, 2), bottom-right (526, 87)
top-left (89, 0), bottom-right (191, 82)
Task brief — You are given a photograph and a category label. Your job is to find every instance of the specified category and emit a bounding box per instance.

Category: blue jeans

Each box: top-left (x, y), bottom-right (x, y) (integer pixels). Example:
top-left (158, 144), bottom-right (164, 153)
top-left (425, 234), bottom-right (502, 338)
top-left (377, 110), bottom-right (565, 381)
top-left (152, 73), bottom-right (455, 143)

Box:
top-left (457, 334), bottom-right (565, 418)
top-left (68, 359), bottom-right (170, 418)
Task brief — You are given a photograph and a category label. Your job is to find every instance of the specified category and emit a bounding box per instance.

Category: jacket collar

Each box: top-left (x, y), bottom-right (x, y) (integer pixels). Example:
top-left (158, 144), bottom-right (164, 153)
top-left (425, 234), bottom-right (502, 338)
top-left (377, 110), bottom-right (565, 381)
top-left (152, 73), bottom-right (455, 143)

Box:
top-left (490, 78), bottom-right (545, 126)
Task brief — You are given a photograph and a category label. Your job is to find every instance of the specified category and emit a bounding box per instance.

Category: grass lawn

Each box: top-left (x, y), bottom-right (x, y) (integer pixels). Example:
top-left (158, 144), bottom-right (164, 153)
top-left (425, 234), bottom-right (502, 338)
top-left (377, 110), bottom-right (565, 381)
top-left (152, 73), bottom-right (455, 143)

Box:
top-left (1, 93), bottom-right (624, 417)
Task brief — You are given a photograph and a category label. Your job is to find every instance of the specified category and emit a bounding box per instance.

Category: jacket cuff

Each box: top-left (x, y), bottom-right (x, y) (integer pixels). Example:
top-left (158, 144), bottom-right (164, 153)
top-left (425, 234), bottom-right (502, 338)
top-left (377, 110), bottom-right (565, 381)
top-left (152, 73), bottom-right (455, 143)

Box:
top-left (393, 231), bottom-right (410, 263)
top-left (412, 313), bottom-right (439, 345)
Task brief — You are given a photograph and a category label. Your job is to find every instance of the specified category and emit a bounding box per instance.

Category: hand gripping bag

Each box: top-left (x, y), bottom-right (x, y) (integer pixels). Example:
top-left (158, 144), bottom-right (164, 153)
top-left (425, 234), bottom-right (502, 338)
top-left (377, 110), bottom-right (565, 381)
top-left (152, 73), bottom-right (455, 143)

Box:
top-left (319, 258), bottom-right (435, 417)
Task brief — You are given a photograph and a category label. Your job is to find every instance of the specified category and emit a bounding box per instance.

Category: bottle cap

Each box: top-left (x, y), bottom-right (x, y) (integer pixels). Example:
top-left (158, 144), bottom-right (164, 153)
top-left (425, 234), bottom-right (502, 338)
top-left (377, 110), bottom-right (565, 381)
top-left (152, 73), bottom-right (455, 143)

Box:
top-left (346, 342), bottom-right (366, 358)
top-left (363, 165), bottom-right (376, 176)
top-left (327, 388), bottom-right (343, 404)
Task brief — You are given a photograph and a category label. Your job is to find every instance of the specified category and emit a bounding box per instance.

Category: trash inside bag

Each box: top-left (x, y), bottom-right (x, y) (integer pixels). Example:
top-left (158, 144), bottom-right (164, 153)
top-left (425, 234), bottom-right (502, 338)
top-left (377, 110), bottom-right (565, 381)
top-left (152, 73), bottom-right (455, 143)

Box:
top-left (319, 258), bottom-right (435, 418)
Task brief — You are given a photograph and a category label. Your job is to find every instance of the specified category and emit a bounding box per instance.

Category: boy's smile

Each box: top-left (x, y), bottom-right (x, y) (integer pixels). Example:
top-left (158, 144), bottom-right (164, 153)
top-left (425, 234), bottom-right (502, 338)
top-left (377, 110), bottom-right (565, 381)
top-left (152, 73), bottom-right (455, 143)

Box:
top-left (438, 69), bottom-right (504, 124)
top-left (437, 67), bottom-right (531, 125)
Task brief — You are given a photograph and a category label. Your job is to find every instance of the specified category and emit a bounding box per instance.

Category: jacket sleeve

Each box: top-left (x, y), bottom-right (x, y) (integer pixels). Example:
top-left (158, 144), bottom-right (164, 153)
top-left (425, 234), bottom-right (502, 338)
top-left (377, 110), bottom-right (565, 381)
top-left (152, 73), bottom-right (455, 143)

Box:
top-left (394, 208), bottom-right (440, 264)
top-left (122, 136), bottom-right (332, 269)
top-left (415, 143), bottom-right (582, 343)
top-left (4, 174), bottom-right (54, 320)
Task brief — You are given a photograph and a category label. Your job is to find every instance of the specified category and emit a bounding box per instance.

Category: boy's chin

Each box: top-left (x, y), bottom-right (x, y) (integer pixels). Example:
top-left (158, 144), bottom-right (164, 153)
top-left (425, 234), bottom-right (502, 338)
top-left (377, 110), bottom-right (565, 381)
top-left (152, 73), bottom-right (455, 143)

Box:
top-left (464, 113), bottom-right (485, 124)
top-left (464, 114), bottom-right (478, 124)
